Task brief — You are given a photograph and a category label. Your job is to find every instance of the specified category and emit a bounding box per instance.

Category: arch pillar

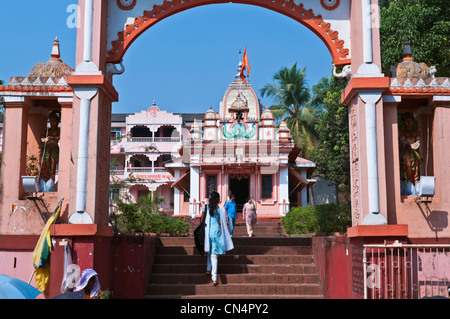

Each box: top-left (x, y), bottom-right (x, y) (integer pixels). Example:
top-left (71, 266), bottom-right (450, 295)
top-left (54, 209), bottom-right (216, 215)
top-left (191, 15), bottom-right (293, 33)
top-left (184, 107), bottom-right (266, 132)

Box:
top-left (343, 77), bottom-right (390, 226)
top-left (66, 76), bottom-right (118, 225)
top-left (67, 0), bottom-right (118, 224)
top-left (0, 97), bottom-right (32, 229)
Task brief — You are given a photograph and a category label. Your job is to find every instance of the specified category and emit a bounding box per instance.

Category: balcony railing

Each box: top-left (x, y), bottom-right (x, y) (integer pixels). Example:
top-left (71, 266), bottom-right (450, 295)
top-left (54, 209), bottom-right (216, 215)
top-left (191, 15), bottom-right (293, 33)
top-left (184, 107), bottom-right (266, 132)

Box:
top-left (127, 167), bottom-right (170, 173)
top-left (110, 168), bottom-right (169, 175)
top-left (129, 137), bottom-right (181, 143)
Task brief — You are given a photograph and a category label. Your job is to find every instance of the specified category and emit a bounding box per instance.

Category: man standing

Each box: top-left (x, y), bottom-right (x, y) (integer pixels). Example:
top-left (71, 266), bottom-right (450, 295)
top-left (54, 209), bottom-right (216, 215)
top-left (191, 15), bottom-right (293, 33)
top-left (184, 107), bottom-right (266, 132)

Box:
top-left (224, 194), bottom-right (237, 237)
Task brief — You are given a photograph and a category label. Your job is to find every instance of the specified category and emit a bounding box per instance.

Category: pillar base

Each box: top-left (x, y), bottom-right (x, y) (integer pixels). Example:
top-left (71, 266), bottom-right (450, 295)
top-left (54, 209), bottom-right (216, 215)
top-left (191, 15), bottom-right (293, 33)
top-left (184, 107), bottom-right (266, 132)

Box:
top-left (347, 224), bottom-right (408, 238)
top-left (362, 212), bottom-right (388, 225)
top-left (68, 211), bottom-right (93, 224)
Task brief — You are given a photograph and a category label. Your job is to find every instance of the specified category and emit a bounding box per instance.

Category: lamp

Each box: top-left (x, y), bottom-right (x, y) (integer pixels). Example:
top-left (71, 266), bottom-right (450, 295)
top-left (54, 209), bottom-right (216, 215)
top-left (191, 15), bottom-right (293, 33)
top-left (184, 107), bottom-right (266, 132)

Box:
top-left (416, 176), bottom-right (435, 203)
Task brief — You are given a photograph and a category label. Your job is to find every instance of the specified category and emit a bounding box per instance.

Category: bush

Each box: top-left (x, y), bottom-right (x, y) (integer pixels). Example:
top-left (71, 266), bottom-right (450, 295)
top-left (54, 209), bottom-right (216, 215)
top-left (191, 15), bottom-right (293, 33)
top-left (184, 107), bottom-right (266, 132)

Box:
top-left (110, 194), bottom-right (190, 235)
top-left (281, 206), bottom-right (319, 235)
top-left (281, 203), bottom-right (351, 235)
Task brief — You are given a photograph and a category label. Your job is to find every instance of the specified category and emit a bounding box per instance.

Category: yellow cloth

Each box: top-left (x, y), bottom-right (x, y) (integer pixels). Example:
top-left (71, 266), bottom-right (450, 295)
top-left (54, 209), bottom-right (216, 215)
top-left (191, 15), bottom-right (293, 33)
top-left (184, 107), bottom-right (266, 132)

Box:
top-left (31, 199), bottom-right (62, 292)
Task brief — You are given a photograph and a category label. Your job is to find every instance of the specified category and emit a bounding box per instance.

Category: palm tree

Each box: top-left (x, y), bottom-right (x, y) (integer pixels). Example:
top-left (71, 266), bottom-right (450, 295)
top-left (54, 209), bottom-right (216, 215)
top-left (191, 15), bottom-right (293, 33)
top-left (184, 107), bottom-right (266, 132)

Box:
top-left (260, 63), bottom-right (318, 158)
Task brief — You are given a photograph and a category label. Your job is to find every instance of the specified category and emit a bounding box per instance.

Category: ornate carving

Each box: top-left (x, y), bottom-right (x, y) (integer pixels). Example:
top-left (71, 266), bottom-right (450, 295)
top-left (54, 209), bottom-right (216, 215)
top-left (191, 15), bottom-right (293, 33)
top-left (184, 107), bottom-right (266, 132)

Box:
top-left (321, 0), bottom-right (340, 11)
top-left (333, 64), bottom-right (352, 79)
top-left (117, 0), bottom-right (137, 10)
top-left (107, 0), bottom-right (350, 65)
top-left (29, 61), bottom-right (74, 78)
top-left (349, 104), bottom-right (360, 226)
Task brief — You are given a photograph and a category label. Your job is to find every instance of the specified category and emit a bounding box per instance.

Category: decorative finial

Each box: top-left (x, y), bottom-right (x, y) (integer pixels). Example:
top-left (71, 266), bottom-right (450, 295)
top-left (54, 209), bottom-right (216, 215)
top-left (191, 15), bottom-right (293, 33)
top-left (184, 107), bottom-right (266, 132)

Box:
top-left (51, 37), bottom-right (61, 60)
top-left (403, 37), bottom-right (414, 62)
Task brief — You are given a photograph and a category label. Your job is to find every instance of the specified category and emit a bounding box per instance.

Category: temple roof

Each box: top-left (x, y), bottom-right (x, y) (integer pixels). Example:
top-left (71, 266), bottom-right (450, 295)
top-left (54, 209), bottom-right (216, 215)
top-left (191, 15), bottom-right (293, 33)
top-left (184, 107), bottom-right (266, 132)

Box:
top-left (387, 38), bottom-right (450, 95)
top-left (28, 37), bottom-right (74, 78)
top-left (219, 63), bottom-right (261, 120)
top-left (0, 38), bottom-right (74, 93)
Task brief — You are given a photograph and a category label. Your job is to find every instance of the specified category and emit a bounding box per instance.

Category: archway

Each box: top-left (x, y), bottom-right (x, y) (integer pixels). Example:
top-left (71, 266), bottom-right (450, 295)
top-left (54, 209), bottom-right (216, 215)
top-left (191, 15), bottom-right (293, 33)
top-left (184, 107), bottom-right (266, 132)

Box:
top-left (106, 0), bottom-right (351, 67)
top-left (67, 0), bottom-right (386, 226)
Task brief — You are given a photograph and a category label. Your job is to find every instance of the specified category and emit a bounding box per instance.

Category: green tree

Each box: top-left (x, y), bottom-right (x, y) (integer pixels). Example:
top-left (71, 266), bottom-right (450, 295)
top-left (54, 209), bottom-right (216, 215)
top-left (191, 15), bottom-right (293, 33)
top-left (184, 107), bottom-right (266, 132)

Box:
top-left (379, 0), bottom-right (450, 76)
top-left (310, 74), bottom-right (350, 205)
top-left (260, 63), bottom-right (318, 158)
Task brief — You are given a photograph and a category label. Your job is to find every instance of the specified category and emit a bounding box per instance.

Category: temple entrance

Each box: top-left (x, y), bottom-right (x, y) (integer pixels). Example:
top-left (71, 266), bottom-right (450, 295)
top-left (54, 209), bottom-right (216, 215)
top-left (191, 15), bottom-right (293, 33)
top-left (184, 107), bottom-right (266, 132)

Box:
top-left (229, 176), bottom-right (249, 213)
top-left (65, 0), bottom-right (381, 226)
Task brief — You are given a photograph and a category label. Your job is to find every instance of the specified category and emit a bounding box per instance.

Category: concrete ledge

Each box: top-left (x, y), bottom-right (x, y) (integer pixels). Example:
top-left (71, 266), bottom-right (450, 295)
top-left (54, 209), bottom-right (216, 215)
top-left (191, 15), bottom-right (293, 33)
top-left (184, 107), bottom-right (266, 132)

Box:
top-left (347, 225), bottom-right (408, 238)
top-left (50, 224), bottom-right (114, 237)
top-left (0, 235), bottom-right (40, 250)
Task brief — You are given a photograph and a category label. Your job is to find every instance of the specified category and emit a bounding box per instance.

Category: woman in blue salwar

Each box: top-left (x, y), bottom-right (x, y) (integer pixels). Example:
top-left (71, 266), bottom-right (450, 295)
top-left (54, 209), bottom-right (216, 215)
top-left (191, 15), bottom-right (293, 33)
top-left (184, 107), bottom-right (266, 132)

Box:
top-left (203, 191), bottom-right (234, 286)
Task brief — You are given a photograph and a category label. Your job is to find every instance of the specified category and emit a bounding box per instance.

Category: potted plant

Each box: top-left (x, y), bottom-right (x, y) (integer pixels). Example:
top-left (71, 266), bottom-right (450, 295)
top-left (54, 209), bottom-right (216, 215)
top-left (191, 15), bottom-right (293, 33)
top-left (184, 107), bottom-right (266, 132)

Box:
top-left (22, 154), bottom-right (40, 193)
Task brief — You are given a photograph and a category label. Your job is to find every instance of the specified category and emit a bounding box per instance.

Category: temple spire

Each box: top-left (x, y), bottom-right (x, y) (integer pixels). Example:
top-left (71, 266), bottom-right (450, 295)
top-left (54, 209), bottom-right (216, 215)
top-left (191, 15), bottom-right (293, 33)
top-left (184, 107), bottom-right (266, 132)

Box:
top-left (51, 37), bottom-right (61, 60)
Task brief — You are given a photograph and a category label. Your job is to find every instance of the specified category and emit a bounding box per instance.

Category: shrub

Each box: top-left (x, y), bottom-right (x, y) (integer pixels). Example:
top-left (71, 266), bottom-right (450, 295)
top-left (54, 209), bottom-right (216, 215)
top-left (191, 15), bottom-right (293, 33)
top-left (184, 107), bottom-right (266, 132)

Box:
top-left (281, 203), bottom-right (351, 235)
top-left (110, 194), bottom-right (189, 235)
top-left (281, 206), bottom-right (319, 235)
top-left (314, 203), bottom-right (352, 235)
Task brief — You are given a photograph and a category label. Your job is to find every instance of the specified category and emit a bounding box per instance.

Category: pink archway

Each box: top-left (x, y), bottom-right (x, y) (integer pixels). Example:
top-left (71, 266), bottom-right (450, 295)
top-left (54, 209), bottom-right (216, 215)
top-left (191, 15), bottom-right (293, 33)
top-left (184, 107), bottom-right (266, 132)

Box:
top-left (106, 0), bottom-right (351, 66)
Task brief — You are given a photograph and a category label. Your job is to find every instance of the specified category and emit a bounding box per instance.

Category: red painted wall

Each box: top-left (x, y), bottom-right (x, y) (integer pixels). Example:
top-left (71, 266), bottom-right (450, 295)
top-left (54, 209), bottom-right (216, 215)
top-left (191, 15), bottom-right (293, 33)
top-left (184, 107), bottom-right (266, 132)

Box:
top-left (111, 235), bottom-right (158, 299)
top-left (312, 236), bottom-right (351, 299)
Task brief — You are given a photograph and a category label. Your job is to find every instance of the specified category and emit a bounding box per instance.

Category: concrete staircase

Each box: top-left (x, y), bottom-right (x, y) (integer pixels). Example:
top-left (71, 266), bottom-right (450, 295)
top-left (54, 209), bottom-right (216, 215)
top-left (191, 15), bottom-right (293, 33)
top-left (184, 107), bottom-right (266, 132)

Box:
top-left (145, 220), bottom-right (323, 299)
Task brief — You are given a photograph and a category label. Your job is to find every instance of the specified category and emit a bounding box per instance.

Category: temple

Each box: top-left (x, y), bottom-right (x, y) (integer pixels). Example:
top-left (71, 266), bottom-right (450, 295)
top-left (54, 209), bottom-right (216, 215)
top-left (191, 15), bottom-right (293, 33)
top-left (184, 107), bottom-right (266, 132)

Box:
top-left (1, 0), bottom-right (450, 299)
top-left (167, 63), bottom-right (316, 217)
top-left (108, 63), bottom-right (317, 217)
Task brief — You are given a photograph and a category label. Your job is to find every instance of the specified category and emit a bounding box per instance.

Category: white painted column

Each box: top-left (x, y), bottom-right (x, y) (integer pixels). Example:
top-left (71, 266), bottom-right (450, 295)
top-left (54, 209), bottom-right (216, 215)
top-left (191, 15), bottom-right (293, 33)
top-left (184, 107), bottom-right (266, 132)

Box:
top-left (360, 92), bottom-right (387, 225)
top-left (356, 0), bottom-right (382, 76)
top-left (190, 166), bottom-right (200, 217)
top-left (173, 170), bottom-right (180, 215)
top-left (362, 0), bottom-right (373, 64)
top-left (279, 167), bottom-right (289, 215)
top-left (74, 0), bottom-right (101, 74)
top-left (301, 169), bottom-right (308, 207)
top-left (68, 0), bottom-right (102, 224)
top-left (69, 88), bottom-right (98, 224)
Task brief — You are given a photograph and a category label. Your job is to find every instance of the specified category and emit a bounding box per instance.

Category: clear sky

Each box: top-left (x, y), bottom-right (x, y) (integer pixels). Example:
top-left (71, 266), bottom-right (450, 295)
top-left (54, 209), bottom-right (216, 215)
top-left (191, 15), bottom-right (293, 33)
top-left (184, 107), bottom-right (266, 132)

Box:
top-left (0, 0), bottom-right (334, 115)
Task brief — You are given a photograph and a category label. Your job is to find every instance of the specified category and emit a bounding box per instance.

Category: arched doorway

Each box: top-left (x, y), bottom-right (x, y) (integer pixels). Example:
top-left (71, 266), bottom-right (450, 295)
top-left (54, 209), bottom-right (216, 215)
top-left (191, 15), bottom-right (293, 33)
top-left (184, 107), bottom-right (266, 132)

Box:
top-left (67, 0), bottom-right (386, 226)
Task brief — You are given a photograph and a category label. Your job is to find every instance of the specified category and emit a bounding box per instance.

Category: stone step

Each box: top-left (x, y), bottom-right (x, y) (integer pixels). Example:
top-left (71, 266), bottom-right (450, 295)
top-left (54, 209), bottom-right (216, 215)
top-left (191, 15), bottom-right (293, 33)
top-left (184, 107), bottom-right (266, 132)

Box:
top-left (156, 245), bottom-right (312, 256)
top-left (149, 273), bottom-right (320, 285)
top-left (151, 263), bottom-right (318, 275)
top-left (153, 254), bottom-right (314, 265)
top-left (157, 236), bottom-right (312, 247)
top-left (188, 226), bottom-right (286, 237)
top-left (146, 235), bottom-right (323, 299)
top-left (146, 283), bottom-right (322, 296)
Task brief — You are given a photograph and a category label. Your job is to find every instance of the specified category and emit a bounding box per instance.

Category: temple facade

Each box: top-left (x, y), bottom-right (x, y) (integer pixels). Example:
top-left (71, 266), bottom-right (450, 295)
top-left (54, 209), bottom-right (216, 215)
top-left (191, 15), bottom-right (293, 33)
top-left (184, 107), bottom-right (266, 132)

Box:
top-left (166, 64), bottom-right (316, 217)
top-left (109, 64), bottom-right (316, 217)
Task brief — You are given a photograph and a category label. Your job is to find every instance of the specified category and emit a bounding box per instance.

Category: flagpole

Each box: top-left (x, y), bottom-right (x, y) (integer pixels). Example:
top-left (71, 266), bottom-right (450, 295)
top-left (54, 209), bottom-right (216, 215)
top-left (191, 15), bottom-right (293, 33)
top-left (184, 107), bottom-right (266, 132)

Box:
top-left (28, 268), bottom-right (36, 284)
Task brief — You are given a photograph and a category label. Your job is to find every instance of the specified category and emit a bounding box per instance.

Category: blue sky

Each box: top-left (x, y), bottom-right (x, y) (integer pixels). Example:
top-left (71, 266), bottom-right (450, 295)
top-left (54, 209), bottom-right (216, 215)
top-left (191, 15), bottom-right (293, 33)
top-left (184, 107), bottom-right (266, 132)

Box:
top-left (0, 0), bottom-right (333, 114)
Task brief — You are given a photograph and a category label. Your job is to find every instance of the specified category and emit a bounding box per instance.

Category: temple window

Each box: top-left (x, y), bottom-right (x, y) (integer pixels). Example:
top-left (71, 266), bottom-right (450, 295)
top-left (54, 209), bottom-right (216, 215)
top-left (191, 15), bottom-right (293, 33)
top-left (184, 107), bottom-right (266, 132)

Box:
top-left (109, 187), bottom-right (120, 201)
top-left (261, 174), bottom-right (273, 199)
top-left (206, 174), bottom-right (218, 198)
top-left (184, 189), bottom-right (190, 202)
top-left (110, 127), bottom-right (122, 141)
top-left (131, 126), bottom-right (152, 139)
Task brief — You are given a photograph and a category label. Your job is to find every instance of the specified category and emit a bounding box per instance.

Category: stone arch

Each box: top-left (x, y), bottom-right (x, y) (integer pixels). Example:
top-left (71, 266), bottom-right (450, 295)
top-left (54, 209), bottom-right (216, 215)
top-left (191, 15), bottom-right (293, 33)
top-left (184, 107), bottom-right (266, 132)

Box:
top-left (107, 0), bottom-right (351, 66)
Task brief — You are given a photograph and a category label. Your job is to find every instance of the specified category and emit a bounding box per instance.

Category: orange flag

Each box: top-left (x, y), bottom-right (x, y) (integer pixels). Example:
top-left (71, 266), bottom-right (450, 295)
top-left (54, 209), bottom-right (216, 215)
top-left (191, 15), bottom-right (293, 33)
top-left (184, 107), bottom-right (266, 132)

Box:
top-left (240, 47), bottom-right (251, 83)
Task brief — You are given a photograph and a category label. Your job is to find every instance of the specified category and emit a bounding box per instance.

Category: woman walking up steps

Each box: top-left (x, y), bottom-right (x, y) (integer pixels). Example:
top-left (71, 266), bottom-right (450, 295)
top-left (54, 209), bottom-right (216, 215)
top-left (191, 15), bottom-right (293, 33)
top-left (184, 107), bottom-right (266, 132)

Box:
top-left (203, 191), bottom-right (234, 286)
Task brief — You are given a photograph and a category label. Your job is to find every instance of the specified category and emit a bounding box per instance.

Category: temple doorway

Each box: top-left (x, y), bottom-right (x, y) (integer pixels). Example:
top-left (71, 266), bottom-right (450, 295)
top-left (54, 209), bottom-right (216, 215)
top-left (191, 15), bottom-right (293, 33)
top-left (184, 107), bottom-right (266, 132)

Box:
top-left (229, 176), bottom-right (250, 213)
